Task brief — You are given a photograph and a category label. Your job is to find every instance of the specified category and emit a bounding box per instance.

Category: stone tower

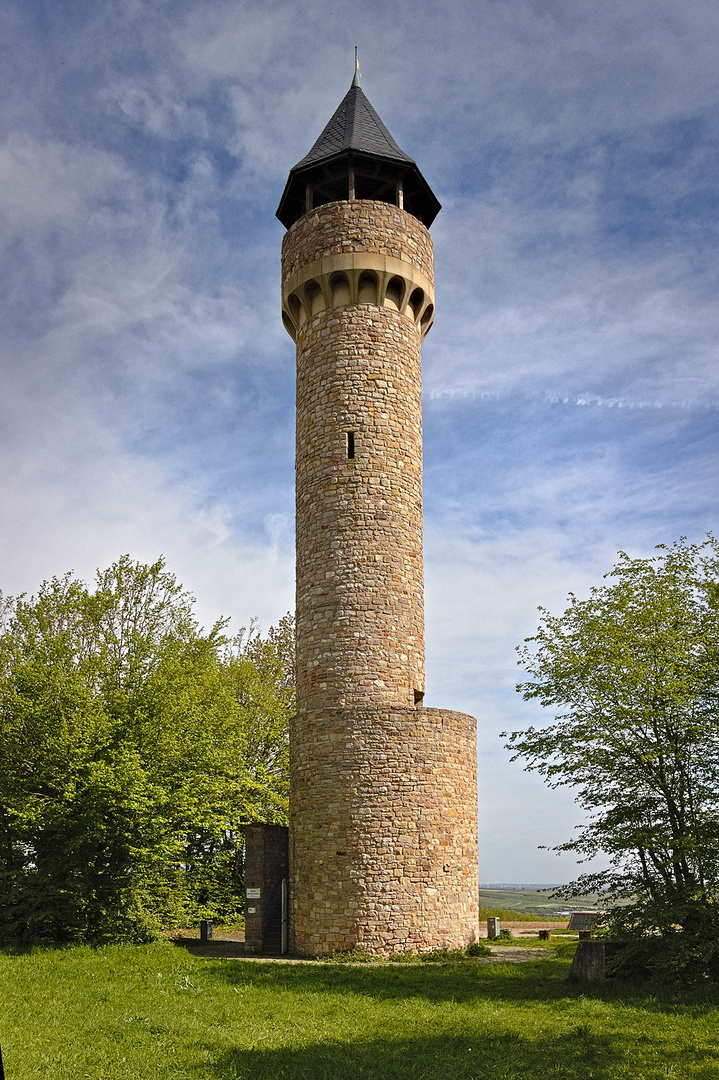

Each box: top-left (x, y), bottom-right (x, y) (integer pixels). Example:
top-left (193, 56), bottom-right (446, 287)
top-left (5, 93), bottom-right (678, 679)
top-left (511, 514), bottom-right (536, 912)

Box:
top-left (277, 65), bottom-right (479, 957)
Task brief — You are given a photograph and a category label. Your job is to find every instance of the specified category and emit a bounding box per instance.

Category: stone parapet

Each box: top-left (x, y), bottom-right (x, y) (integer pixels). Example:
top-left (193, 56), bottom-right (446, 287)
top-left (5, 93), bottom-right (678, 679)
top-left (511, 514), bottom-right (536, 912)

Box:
top-left (281, 201), bottom-right (435, 341)
top-left (289, 705), bottom-right (479, 957)
top-left (283, 200), bottom-right (434, 282)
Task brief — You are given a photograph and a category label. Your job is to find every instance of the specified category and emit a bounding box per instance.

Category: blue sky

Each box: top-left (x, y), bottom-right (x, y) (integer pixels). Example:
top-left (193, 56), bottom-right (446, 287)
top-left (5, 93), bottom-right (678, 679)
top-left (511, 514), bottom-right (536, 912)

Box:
top-left (2, 0), bottom-right (719, 882)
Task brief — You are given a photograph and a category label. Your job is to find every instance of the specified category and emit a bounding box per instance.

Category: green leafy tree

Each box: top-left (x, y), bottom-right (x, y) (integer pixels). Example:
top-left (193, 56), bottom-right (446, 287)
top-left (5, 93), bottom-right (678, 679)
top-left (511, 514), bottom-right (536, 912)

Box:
top-left (0, 556), bottom-right (293, 943)
top-left (506, 536), bottom-right (719, 983)
top-left (180, 616), bottom-right (294, 915)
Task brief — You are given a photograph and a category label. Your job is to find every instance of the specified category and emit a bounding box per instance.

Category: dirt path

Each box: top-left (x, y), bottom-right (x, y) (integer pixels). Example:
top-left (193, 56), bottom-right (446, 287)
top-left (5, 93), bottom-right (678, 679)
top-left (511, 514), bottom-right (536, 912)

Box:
top-left (485, 944), bottom-right (556, 962)
top-left (171, 935), bottom-right (556, 963)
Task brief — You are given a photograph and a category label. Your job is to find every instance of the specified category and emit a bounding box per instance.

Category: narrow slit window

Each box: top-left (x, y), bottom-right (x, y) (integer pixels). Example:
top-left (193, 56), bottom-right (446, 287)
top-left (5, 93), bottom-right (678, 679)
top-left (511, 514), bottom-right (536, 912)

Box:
top-left (346, 432), bottom-right (355, 459)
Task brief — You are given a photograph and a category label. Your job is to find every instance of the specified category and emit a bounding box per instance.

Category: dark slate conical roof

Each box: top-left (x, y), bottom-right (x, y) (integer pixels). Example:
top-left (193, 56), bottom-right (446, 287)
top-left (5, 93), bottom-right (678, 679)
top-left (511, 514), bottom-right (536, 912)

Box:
top-left (276, 72), bottom-right (440, 229)
top-left (292, 83), bottom-right (415, 171)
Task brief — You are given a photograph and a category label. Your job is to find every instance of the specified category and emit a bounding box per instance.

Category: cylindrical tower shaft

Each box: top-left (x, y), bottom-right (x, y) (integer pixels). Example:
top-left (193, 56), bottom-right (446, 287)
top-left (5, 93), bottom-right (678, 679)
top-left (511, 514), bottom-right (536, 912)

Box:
top-left (277, 73), bottom-right (478, 957)
top-left (284, 201), bottom-right (434, 711)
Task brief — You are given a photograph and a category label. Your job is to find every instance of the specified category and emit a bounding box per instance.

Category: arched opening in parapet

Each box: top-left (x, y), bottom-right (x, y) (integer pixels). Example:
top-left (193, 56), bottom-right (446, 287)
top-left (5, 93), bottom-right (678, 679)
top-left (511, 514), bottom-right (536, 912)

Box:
top-left (384, 276), bottom-right (404, 311)
top-left (409, 288), bottom-right (424, 320)
top-left (282, 312), bottom-right (297, 341)
top-left (358, 271), bottom-right (378, 306)
top-left (330, 272), bottom-right (351, 308)
top-left (288, 293), bottom-right (302, 327)
top-left (304, 279), bottom-right (324, 316)
top-left (420, 303), bottom-right (434, 334)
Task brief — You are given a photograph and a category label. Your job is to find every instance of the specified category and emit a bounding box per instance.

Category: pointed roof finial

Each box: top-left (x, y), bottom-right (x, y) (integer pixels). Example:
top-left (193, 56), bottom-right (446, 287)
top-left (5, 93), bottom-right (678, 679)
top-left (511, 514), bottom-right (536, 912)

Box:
top-left (352, 46), bottom-right (361, 87)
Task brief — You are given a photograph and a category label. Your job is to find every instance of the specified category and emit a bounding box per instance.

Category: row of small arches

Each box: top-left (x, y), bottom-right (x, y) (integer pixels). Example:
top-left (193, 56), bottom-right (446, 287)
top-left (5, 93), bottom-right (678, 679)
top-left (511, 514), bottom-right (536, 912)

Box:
top-left (282, 270), bottom-right (434, 341)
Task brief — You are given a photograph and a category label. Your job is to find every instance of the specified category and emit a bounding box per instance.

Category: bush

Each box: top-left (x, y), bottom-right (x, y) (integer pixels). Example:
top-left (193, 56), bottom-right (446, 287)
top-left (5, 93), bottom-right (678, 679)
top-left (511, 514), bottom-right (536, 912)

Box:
top-left (508, 536), bottom-right (719, 987)
top-left (0, 557), bottom-right (292, 944)
top-left (606, 901), bottom-right (719, 987)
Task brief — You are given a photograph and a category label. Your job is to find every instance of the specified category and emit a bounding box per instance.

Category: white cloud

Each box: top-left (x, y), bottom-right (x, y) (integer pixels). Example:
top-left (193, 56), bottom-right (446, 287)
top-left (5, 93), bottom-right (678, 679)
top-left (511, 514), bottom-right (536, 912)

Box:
top-left (428, 191), bottom-right (719, 405)
top-left (100, 76), bottom-right (211, 141)
top-left (0, 124), bottom-right (293, 632)
top-left (424, 523), bottom-right (617, 880)
top-left (2, 0), bottom-right (718, 882)
top-left (0, 395), bottom-right (294, 633)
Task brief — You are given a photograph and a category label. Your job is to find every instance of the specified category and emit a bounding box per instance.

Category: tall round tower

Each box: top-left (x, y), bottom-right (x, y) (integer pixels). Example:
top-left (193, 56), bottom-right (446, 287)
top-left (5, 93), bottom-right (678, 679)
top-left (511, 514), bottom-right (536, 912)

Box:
top-left (277, 65), bottom-right (479, 957)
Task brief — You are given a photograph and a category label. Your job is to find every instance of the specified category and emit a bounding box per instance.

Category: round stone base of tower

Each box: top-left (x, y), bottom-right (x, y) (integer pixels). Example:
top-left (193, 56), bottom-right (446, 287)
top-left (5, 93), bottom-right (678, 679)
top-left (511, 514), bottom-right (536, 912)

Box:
top-left (289, 706), bottom-right (479, 957)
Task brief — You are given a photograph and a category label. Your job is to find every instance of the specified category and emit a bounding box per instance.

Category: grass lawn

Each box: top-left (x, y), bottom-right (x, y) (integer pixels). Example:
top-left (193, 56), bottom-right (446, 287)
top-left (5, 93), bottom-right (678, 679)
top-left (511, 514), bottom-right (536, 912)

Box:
top-left (2, 940), bottom-right (719, 1079)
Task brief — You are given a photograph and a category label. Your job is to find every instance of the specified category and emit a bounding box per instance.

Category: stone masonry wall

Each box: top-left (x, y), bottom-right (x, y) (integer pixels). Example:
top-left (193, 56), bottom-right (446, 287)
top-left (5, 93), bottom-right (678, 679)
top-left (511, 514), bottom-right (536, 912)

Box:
top-left (286, 201), bottom-right (429, 710)
top-left (282, 200), bottom-right (434, 284)
top-left (289, 706), bottom-right (479, 957)
top-left (283, 200), bottom-right (478, 957)
top-left (294, 302), bottom-right (424, 708)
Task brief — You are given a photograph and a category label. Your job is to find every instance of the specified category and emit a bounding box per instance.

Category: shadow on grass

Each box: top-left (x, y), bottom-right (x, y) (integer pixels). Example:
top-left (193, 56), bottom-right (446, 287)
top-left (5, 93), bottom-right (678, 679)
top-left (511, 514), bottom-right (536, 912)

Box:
top-left (200, 951), bottom-right (719, 1015)
top-left (206, 1028), bottom-right (623, 1080)
top-left (0, 943), bottom-right (38, 956)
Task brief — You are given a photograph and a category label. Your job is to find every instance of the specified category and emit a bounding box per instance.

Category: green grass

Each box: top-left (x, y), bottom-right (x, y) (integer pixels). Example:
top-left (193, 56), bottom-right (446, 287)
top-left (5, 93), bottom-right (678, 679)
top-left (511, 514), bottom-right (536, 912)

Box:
top-left (2, 941), bottom-right (719, 1078)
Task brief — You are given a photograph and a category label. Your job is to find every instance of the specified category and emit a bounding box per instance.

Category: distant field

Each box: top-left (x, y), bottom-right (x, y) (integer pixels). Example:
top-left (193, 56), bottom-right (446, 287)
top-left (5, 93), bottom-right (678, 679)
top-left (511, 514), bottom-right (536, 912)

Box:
top-left (478, 887), bottom-right (603, 917)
